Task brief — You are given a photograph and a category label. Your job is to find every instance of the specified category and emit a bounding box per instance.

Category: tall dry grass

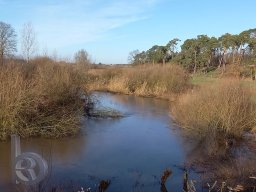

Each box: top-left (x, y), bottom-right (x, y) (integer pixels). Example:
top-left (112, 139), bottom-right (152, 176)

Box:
top-left (172, 79), bottom-right (256, 154)
top-left (88, 64), bottom-right (189, 97)
top-left (0, 59), bottom-right (87, 141)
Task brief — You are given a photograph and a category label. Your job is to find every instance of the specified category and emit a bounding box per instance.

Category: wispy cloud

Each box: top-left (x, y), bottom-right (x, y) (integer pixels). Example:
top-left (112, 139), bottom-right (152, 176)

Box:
top-left (18, 0), bottom-right (161, 50)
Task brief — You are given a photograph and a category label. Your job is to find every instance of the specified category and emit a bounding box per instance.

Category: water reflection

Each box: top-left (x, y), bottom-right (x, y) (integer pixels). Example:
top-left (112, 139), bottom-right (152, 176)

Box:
top-left (0, 92), bottom-right (189, 192)
top-left (93, 92), bottom-right (170, 120)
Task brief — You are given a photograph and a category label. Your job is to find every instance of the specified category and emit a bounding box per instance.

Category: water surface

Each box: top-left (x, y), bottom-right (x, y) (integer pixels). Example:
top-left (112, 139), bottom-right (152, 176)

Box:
top-left (0, 92), bottom-right (191, 191)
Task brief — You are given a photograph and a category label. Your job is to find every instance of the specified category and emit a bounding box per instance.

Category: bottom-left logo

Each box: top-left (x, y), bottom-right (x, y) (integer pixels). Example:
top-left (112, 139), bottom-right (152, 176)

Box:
top-left (11, 135), bottom-right (48, 185)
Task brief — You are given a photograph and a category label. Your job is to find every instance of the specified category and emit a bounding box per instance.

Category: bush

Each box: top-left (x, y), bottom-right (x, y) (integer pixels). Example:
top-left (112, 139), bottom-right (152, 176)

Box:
top-left (172, 80), bottom-right (256, 154)
top-left (0, 61), bottom-right (87, 140)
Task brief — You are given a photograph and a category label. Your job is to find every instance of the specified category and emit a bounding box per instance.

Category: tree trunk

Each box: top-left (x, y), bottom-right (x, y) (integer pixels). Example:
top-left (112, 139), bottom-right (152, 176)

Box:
top-left (222, 61), bottom-right (226, 73)
top-left (193, 51), bottom-right (197, 73)
top-left (238, 46), bottom-right (245, 65)
top-left (221, 49), bottom-right (227, 73)
top-left (218, 56), bottom-right (222, 68)
top-left (0, 51), bottom-right (3, 66)
top-left (222, 53), bottom-right (226, 74)
top-left (232, 50), bottom-right (235, 64)
top-left (207, 55), bottom-right (211, 68)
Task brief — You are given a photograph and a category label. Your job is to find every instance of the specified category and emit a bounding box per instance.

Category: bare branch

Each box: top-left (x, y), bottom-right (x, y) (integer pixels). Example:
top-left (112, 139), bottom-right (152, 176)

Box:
top-left (0, 21), bottom-right (17, 65)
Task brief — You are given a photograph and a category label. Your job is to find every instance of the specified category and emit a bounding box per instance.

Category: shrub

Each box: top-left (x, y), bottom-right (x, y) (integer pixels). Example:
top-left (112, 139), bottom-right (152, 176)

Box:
top-left (172, 79), bottom-right (256, 154)
top-left (0, 61), bottom-right (87, 140)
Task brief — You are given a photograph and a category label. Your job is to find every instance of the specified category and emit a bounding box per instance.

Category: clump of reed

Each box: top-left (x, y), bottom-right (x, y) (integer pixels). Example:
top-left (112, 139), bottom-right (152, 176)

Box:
top-left (0, 59), bottom-right (87, 141)
top-left (172, 79), bottom-right (256, 155)
top-left (88, 64), bottom-right (189, 97)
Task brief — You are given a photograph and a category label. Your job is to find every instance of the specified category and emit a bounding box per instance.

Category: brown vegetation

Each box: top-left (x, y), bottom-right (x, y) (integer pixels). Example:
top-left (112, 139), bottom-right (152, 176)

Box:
top-left (0, 58), bottom-right (87, 140)
top-left (88, 64), bottom-right (189, 98)
top-left (172, 79), bottom-right (256, 155)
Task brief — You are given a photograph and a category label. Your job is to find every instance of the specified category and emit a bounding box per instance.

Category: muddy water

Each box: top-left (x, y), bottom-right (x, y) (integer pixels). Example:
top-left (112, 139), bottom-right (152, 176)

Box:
top-left (0, 92), bottom-right (195, 192)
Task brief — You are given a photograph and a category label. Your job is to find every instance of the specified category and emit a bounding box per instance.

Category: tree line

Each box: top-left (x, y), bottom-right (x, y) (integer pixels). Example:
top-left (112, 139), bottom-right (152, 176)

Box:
top-left (128, 29), bottom-right (256, 73)
top-left (0, 21), bottom-right (90, 66)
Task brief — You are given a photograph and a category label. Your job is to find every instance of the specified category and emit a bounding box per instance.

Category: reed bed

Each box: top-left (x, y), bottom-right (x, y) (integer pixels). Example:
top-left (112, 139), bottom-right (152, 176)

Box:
top-left (88, 64), bottom-right (189, 97)
top-left (0, 59), bottom-right (87, 140)
top-left (172, 79), bottom-right (256, 154)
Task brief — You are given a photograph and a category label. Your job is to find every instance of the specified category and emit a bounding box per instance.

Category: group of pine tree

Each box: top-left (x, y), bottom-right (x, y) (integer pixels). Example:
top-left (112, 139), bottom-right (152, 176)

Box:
top-left (129, 28), bottom-right (256, 73)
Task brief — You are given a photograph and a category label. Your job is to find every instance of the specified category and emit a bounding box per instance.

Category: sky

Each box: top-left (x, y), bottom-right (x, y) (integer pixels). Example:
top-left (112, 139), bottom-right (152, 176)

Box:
top-left (0, 0), bottom-right (255, 64)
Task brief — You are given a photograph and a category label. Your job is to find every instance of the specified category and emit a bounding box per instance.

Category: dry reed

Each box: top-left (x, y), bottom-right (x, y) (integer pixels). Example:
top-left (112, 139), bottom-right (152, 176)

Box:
top-left (172, 79), bottom-right (256, 154)
top-left (0, 59), bottom-right (87, 140)
top-left (88, 64), bottom-right (189, 97)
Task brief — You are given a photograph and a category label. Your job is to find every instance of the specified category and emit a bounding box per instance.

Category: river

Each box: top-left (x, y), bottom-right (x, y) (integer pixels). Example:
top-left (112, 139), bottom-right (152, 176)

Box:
top-left (0, 92), bottom-right (198, 192)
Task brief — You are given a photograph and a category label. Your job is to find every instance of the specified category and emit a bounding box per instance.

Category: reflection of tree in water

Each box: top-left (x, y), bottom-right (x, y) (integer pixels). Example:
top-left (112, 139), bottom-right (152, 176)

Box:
top-left (12, 136), bottom-right (88, 191)
top-left (10, 135), bottom-right (88, 165)
top-left (0, 137), bottom-right (88, 191)
top-left (0, 141), bottom-right (12, 190)
top-left (179, 129), bottom-right (256, 190)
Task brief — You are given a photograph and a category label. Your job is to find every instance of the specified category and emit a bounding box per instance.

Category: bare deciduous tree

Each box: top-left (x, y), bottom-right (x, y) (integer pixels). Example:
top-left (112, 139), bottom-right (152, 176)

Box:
top-left (21, 22), bottom-right (37, 63)
top-left (0, 21), bottom-right (17, 65)
top-left (74, 49), bottom-right (90, 65)
top-left (128, 49), bottom-right (140, 64)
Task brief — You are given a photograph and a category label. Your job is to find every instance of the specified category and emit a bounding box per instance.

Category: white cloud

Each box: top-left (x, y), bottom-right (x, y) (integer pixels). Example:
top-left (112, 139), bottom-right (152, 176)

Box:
top-left (28, 0), bottom-right (161, 50)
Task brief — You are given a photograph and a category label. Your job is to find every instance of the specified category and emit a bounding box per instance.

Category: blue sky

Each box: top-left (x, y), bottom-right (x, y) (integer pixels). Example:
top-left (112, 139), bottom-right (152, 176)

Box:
top-left (1, 0), bottom-right (255, 64)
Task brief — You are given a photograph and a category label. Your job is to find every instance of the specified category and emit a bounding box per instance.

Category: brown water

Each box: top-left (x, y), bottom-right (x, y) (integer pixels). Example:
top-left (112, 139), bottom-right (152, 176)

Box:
top-left (0, 92), bottom-right (196, 192)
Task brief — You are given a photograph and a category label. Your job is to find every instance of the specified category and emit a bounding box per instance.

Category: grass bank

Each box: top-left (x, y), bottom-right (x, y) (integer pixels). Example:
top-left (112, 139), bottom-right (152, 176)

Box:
top-left (0, 59), bottom-right (87, 141)
top-left (88, 64), bottom-right (189, 98)
top-left (172, 76), bottom-right (256, 188)
top-left (172, 79), bottom-right (256, 155)
top-left (88, 64), bottom-right (256, 152)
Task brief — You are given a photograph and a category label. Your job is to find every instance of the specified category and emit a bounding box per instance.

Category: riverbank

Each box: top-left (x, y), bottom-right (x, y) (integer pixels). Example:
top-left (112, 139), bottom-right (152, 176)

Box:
top-left (88, 65), bottom-right (256, 133)
top-left (87, 64), bottom-right (189, 100)
top-left (86, 64), bottom-right (256, 189)
top-left (0, 91), bottom-right (189, 192)
top-left (1, 61), bottom-right (256, 190)
top-left (0, 59), bottom-right (88, 141)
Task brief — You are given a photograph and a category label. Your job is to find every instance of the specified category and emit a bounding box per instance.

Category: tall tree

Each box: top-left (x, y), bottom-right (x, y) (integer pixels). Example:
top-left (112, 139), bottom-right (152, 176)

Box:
top-left (21, 22), bottom-right (37, 63)
top-left (180, 38), bottom-right (200, 73)
top-left (218, 33), bottom-right (234, 70)
top-left (166, 38), bottom-right (180, 61)
top-left (158, 46), bottom-right (168, 65)
top-left (247, 29), bottom-right (256, 62)
top-left (0, 21), bottom-right (17, 65)
top-left (128, 28), bottom-right (256, 72)
top-left (147, 45), bottom-right (166, 65)
top-left (137, 51), bottom-right (148, 64)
